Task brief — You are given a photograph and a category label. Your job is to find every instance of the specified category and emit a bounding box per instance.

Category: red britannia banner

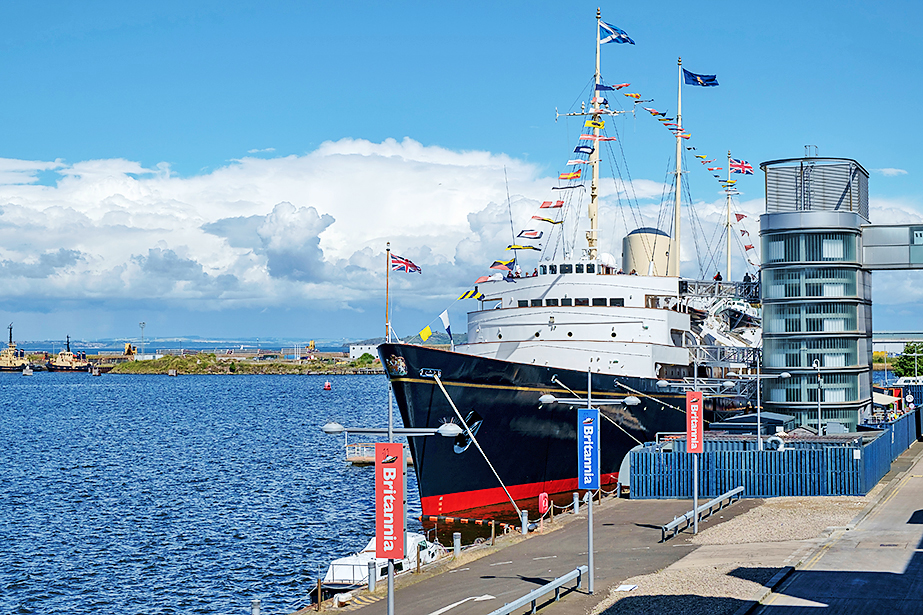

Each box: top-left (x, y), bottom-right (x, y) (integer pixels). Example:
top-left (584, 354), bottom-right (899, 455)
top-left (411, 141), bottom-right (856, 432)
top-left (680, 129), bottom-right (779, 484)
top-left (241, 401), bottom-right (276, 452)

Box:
top-left (375, 443), bottom-right (404, 559)
top-left (686, 391), bottom-right (704, 454)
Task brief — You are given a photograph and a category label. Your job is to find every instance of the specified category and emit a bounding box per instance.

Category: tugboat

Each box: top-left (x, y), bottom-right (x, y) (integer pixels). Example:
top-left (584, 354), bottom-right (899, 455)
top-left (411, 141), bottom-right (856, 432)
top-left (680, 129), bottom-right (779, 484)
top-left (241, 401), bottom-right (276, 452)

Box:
top-left (46, 335), bottom-right (91, 372)
top-left (0, 324), bottom-right (30, 372)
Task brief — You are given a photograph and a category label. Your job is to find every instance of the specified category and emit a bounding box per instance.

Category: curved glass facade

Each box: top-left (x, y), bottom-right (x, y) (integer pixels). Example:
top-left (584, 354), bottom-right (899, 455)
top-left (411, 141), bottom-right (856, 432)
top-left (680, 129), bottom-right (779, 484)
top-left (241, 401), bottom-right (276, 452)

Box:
top-left (759, 158), bottom-right (872, 431)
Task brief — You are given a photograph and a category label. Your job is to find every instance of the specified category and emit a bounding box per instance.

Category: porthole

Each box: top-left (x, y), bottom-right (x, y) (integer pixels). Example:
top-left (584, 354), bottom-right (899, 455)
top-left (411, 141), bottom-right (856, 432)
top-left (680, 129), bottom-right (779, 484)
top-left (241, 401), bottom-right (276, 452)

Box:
top-left (567, 332), bottom-right (573, 337)
top-left (611, 332), bottom-right (616, 338)
top-left (497, 332), bottom-right (502, 339)
top-left (534, 332), bottom-right (541, 337)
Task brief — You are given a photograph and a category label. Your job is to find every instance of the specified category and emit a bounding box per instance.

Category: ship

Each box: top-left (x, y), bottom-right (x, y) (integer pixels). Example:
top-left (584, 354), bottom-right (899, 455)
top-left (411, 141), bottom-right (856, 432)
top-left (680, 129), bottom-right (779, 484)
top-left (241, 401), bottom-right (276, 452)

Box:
top-left (0, 324), bottom-right (30, 372)
top-left (46, 335), bottom-right (91, 372)
top-left (378, 12), bottom-right (760, 517)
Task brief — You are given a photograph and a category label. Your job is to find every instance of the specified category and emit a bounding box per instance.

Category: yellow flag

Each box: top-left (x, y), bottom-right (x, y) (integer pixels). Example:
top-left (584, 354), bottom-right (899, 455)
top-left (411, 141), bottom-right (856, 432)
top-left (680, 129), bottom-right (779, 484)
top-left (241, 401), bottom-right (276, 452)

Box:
top-left (419, 326), bottom-right (432, 341)
top-left (584, 119), bottom-right (605, 129)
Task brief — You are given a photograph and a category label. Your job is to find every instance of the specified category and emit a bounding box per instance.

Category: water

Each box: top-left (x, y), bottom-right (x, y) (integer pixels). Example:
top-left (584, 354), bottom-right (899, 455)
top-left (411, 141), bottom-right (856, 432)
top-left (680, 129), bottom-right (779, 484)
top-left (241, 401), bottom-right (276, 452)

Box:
top-left (0, 373), bottom-right (419, 614)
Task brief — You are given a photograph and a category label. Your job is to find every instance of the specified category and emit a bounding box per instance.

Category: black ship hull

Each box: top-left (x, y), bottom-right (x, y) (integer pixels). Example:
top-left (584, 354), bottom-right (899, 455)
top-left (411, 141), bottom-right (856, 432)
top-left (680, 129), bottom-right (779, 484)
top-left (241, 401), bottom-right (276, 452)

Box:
top-left (379, 343), bottom-right (687, 516)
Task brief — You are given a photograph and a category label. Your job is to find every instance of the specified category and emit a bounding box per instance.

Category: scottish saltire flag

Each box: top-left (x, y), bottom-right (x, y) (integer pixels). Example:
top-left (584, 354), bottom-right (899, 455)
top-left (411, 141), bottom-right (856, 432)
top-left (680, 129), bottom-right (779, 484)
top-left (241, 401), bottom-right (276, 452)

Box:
top-left (517, 230), bottom-right (543, 240)
top-left (730, 158), bottom-right (754, 174)
top-left (438, 310), bottom-right (452, 343)
top-left (600, 21), bottom-right (635, 45)
top-left (682, 69), bottom-right (719, 87)
top-left (391, 254), bottom-right (421, 273)
top-left (574, 145), bottom-right (595, 155)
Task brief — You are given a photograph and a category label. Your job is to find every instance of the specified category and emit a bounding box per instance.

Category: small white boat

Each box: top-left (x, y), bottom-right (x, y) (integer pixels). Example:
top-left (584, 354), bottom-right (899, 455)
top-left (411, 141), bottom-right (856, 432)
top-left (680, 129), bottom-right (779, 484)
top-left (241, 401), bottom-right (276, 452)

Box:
top-left (321, 532), bottom-right (443, 590)
top-left (22, 366), bottom-right (33, 376)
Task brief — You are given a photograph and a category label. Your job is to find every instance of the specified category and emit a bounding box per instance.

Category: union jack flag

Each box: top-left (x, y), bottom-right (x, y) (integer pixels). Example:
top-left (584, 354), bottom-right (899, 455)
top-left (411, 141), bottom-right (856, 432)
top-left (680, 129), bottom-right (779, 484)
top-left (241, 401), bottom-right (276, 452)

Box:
top-left (391, 254), bottom-right (421, 273)
top-left (730, 158), bottom-right (754, 175)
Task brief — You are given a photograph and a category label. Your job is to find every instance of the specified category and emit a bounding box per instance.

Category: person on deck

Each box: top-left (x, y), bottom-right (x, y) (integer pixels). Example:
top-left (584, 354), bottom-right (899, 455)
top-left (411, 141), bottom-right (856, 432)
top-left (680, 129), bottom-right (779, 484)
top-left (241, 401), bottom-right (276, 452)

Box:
top-left (532, 267), bottom-right (538, 277)
top-left (743, 272), bottom-right (752, 284)
top-left (713, 271), bottom-right (723, 282)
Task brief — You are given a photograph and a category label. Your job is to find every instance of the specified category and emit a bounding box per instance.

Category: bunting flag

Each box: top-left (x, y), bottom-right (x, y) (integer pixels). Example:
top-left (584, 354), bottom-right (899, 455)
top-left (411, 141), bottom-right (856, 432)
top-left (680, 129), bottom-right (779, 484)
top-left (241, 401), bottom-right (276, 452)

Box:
top-left (566, 159), bottom-right (591, 165)
top-left (391, 254), bottom-right (422, 273)
top-left (490, 259), bottom-right (515, 271)
top-left (584, 119), bottom-right (605, 129)
top-left (419, 326), bottom-right (433, 342)
top-left (459, 289), bottom-right (484, 300)
top-left (574, 145), bottom-right (594, 154)
top-left (624, 93), bottom-right (641, 99)
top-left (532, 216), bottom-right (564, 224)
top-left (665, 122), bottom-right (680, 127)
top-left (702, 159), bottom-right (715, 164)
top-left (744, 244), bottom-right (755, 251)
top-left (552, 184), bottom-right (585, 190)
top-left (735, 213), bottom-right (747, 222)
top-left (595, 84), bottom-right (616, 91)
top-left (474, 275), bottom-right (492, 283)
top-left (657, 118), bottom-right (671, 122)
top-left (740, 229), bottom-right (750, 237)
top-left (707, 167), bottom-right (723, 171)
top-left (599, 21), bottom-right (635, 45)
top-left (694, 155), bottom-right (707, 159)
top-left (517, 229), bottom-right (543, 239)
top-left (729, 158), bottom-right (754, 174)
top-left (686, 147), bottom-right (696, 150)
top-left (540, 200), bottom-right (564, 208)
top-left (682, 69), bottom-right (719, 87)
top-left (579, 135), bottom-right (617, 141)
top-left (611, 82), bottom-right (630, 89)
top-left (678, 134), bottom-right (691, 139)
top-left (643, 107), bottom-right (666, 116)
top-left (507, 245), bottom-right (541, 251)
top-left (439, 310), bottom-right (452, 343)
top-left (559, 170), bottom-right (582, 180)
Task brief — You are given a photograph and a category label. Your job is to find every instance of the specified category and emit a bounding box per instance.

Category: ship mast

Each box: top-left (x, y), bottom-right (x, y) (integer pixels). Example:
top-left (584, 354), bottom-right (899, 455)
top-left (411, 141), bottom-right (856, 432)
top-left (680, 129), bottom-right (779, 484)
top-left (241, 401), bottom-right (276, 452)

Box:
top-left (726, 150), bottom-right (732, 280)
top-left (669, 58), bottom-right (683, 277)
top-left (587, 8), bottom-right (603, 260)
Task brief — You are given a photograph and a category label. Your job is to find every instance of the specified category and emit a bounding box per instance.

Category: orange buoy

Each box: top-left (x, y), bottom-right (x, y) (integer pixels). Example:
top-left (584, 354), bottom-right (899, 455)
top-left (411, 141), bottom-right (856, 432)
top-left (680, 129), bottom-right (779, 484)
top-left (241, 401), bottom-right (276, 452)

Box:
top-left (323, 381), bottom-right (332, 390)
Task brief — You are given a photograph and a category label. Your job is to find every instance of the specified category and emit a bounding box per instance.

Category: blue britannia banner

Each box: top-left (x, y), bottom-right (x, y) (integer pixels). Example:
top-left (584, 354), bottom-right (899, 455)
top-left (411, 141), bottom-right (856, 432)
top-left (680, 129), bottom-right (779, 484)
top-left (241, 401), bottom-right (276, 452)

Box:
top-left (577, 408), bottom-right (600, 489)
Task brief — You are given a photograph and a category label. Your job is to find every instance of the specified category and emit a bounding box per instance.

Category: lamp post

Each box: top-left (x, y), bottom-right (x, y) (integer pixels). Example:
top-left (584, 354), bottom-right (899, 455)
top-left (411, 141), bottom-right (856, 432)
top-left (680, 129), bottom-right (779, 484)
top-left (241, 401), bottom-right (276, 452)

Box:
top-left (539, 384), bottom-right (640, 594)
top-left (321, 421), bottom-right (461, 615)
top-left (813, 359), bottom-right (823, 435)
top-left (139, 322), bottom-right (146, 357)
top-left (755, 371), bottom-right (791, 450)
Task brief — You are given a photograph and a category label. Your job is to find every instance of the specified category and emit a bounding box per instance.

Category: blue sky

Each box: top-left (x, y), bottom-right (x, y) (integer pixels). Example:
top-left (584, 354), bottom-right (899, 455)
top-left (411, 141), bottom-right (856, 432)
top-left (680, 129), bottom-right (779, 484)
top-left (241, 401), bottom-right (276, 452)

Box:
top-left (0, 1), bottom-right (920, 342)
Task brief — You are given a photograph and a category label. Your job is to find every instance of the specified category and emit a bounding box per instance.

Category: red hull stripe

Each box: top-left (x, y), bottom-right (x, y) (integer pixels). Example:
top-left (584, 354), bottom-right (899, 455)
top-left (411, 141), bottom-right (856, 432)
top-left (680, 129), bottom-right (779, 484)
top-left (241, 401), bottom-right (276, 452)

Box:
top-left (421, 472), bottom-right (620, 516)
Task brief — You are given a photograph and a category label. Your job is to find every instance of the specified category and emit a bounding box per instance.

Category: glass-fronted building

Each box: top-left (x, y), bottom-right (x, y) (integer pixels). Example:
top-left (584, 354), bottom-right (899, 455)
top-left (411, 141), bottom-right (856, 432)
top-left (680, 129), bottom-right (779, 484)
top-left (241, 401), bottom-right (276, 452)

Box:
top-left (759, 158), bottom-right (872, 431)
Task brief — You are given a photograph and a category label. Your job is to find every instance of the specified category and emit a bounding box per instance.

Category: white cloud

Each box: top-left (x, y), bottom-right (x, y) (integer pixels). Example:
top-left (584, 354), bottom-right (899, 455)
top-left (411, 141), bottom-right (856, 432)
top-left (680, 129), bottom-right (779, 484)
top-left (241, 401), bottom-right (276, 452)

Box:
top-left (247, 148), bottom-right (276, 154)
top-left (0, 138), bottom-right (921, 326)
top-left (873, 168), bottom-right (908, 177)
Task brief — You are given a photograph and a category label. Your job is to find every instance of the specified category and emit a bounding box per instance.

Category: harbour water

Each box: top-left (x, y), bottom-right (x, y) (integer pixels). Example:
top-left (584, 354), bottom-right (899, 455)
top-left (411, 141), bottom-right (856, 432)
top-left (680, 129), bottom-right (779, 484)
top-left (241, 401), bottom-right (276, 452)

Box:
top-left (0, 373), bottom-right (419, 614)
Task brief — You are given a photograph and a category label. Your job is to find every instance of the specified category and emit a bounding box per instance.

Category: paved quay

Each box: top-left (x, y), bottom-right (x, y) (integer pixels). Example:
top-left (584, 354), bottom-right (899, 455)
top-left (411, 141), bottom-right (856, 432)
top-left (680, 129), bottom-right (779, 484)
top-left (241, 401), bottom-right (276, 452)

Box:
top-left (308, 442), bottom-right (923, 615)
top-left (753, 442), bottom-right (923, 614)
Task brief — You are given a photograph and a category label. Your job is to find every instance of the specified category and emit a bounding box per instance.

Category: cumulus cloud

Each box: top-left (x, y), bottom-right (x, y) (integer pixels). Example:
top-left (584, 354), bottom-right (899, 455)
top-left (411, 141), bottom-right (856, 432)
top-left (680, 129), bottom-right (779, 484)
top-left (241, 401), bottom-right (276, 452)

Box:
top-left (0, 137), bottom-right (920, 329)
top-left (873, 168), bottom-right (908, 177)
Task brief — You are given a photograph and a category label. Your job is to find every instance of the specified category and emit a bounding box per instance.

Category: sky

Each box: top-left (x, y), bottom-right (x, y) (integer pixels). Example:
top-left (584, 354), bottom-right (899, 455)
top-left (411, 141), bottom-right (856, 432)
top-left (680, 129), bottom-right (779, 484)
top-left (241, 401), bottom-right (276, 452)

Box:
top-left (0, 0), bottom-right (921, 343)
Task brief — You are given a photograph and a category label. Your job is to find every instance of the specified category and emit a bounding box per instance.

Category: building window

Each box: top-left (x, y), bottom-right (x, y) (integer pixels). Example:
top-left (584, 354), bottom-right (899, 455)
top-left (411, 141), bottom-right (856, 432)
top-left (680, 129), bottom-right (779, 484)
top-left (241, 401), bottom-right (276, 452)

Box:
top-left (540, 265), bottom-right (547, 275)
top-left (545, 298), bottom-right (559, 306)
top-left (518, 300), bottom-right (528, 307)
top-left (549, 264), bottom-right (557, 274)
top-left (530, 299), bottom-right (542, 307)
top-left (592, 298), bottom-right (607, 306)
top-left (575, 264), bottom-right (584, 273)
top-left (610, 298), bottom-right (624, 307)
top-left (561, 298), bottom-right (573, 306)
top-left (575, 298), bottom-right (589, 306)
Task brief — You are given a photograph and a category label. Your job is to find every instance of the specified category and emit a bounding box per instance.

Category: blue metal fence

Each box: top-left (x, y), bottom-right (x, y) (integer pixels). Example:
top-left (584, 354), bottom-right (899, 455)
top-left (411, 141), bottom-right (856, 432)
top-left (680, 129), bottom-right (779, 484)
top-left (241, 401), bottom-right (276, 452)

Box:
top-left (631, 409), bottom-right (919, 499)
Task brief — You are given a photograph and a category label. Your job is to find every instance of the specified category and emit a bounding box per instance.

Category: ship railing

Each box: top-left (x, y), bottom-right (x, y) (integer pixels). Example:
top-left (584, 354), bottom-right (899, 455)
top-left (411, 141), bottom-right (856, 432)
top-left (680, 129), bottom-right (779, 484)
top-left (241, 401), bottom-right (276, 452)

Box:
top-left (486, 565), bottom-right (589, 615)
top-left (689, 345), bottom-right (760, 369)
top-left (660, 486), bottom-right (744, 542)
top-left (679, 279), bottom-right (760, 302)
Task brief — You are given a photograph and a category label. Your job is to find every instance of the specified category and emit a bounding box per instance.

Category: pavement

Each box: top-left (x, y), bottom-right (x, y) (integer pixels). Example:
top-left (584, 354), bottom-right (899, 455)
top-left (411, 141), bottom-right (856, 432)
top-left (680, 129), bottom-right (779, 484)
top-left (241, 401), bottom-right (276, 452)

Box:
top-left (309, 441), bottom-right (923, 615)
top-left (752, 442), bottom-right (923, 614)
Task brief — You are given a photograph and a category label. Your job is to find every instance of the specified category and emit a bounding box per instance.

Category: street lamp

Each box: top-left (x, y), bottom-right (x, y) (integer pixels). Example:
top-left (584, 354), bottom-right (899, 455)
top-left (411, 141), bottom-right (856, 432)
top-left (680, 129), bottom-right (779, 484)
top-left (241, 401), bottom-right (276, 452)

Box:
top-left (538, 394), bottom-right (641, 406)
top-left (813, 359), bottom-right (823, 435)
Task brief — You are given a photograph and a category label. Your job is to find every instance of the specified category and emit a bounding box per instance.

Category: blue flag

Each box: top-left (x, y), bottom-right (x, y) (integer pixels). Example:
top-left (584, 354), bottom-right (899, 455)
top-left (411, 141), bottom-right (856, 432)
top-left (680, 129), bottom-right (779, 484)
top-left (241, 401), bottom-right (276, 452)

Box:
top-left (599, 21), bottom-right (634, 45)
top-left (683, 69), bottom-right (719, 87)
top-left (573, 145), bottom-right (594, 155)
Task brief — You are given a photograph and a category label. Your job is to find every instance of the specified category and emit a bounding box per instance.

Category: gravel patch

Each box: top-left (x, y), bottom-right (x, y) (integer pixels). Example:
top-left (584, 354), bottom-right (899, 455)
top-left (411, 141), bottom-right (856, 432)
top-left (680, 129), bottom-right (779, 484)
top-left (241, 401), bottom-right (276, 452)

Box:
top-left (591, 563), bottom-right (778, 615)
top-left (691, 496), bottom-right (866, 544)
